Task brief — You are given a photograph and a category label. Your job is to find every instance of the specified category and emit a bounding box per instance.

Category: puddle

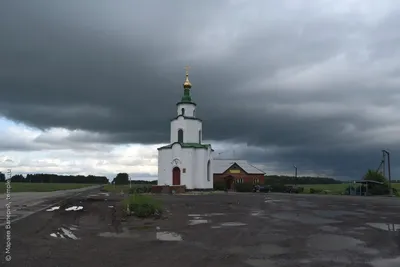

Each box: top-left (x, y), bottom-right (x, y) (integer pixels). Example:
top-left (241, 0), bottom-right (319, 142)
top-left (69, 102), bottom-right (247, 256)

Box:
top-left (244, 258), bottom-right (276, 267)
top-left (366, 223), bottom-right (400, 232)
top-left (354, 226), bottom-right (368, 231)
top-left (60, 227), bottom-right (79, 240)
top-left (229, 244), bottom-right (288, 256)
top-left (220, 222), bottom-right (247, 227)
top-left (98, 230), bottom-right (141, 239)
top-left (46, 206), bottom-right (60, 212)
top-left (319, 225), bottom-right (340, 232)
top-left (251, 210), bottom-right (264, 216)
top-left (313, 210), bottom-right (363, 218)
top-left (307, 234), bottom-right (364, 251)
top-left (65, 206), bottom-right (83, 211)
top-left (156, 231), bottom-right (183, 241)
top-left (50, 227), bottom-right (79, 240)
top-left (265, 198), bottom-right (284, 203)
top-left (188, 213), bottom-right (225, 217)
top-left (189, 219), bottom-right (209, 225)
top-left (99, 192), bottom-right (110, 196)
top-left (296, 200), bottom-right (317, 208)
top-left (211, 226), bottom-right (222, 229)
top-left (271, 212), bottom-right (341, 225)
top-left (370, 256), bottom-right (400, 267)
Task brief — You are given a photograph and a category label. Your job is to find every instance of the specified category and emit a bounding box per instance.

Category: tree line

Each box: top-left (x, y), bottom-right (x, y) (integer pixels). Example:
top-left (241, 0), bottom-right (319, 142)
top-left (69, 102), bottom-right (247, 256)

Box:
top-left (111, 173), bottom-right (156, 185)
top-left (0, 173), bottom-right (108, 184)
top-left (0, 171), bottom-right (396, 185)
top-left (0, 172), bottom-right (157, 185)
top-left (264, 175), bottom-right (343, 185)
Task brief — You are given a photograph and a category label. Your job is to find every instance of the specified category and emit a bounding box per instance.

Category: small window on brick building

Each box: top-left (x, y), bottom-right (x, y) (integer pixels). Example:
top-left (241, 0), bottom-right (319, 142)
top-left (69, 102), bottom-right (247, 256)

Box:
top-left (253, 178), bottom-right (259, 184)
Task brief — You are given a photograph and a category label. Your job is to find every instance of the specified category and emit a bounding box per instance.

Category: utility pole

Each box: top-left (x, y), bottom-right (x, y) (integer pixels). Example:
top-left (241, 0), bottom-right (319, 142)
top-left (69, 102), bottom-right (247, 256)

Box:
top-left (382, 151), bottom-right (386, 177)
top-left (293, 165), bottom-right (297, 186)
top-left (382, 150), bottom-right (392, 196)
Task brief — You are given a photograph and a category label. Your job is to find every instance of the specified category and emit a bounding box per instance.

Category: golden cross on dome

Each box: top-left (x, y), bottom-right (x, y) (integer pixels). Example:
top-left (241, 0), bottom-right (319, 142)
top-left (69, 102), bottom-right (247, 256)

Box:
top-left (184, 65), bottom-right (191, 76)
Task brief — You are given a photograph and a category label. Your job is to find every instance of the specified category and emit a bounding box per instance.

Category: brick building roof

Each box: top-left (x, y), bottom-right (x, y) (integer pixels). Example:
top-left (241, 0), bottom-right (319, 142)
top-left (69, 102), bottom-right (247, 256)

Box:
top-left (213, 159), bottom-right (265, 174)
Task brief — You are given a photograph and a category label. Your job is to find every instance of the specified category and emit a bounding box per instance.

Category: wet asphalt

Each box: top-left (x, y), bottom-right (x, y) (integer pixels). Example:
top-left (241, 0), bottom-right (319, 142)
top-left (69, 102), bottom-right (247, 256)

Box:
top-left (1, 190), bottom-right (400, 267)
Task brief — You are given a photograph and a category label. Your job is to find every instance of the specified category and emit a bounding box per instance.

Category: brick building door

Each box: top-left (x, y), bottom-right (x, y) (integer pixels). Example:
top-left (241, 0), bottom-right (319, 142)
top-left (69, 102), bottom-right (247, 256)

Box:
top-left (172, 167), bottom-right (181, 185)
top-left (225, 176), bottom-right (234, 190)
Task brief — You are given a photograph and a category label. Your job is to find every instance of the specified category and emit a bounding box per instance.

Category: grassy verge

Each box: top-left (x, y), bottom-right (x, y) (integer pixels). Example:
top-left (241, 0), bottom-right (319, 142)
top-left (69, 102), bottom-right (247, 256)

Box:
top-left (122, 194), bottom-right (162, 218)
top-left (300, 183), bottom-right (400, 195)
top-left (0, 182), bottom-right (95, 193)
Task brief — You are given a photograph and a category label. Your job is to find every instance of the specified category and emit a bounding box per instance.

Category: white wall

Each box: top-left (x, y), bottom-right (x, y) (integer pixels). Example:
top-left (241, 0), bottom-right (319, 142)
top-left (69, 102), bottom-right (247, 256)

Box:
top-left (157, 144), bottom-right (213, 189)
top-left (170, 116), bottom-right (202, 143)
top-left (177, 103), bottom-right (196, 117)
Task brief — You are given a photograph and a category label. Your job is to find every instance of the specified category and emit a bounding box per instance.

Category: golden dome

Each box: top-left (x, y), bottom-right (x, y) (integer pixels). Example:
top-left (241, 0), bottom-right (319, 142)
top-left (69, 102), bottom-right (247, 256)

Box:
top-left (183, 66), bottom-right (192, 89)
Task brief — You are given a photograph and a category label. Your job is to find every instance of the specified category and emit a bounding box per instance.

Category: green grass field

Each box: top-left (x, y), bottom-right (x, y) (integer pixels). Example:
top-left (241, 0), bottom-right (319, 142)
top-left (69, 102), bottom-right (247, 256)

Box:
top-left (0, 182), bottom-right (95, 193)
top-left (300, 183), bottom-right (400, 194)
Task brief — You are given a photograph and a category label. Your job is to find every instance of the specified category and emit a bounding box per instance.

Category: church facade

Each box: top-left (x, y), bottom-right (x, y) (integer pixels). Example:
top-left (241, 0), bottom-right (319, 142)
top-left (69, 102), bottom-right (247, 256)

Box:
top-left (157, 68), bottom-right (213, 190)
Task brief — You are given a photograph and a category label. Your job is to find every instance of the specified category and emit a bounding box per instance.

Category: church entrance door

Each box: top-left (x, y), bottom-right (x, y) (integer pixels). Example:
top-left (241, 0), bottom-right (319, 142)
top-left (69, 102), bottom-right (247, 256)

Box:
top-left (172, 167), bottom-right (181, 185)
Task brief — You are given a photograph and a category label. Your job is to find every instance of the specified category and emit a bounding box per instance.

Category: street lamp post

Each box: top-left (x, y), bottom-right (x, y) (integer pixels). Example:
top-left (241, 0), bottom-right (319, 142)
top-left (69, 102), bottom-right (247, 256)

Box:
top-left (382, 150), bottom-right (392, 196)
top-left (293, 165), bottom-right (298, 186)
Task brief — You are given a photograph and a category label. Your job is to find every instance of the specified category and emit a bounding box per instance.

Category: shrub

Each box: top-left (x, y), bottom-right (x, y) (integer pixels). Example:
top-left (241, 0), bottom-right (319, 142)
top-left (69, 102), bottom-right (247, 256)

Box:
top-left (235, 183), bottom-right (254, 192)
top-left (128, 185), bottom-right (152, 194)
top-left (309, 188), bottom-right (323, 194)
top-left (294, 186), bottom-right (304, 193)
top-left (123, 194), bottom-right (162, 218)
top-left (213, 181), bottom-right (226, 191)
top-left (269, 183), bottom-right (286, 193)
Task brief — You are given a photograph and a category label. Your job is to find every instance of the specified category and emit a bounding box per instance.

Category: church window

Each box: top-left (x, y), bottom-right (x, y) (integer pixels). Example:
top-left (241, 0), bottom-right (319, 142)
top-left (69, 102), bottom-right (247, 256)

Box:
top-left (178, 129), bottom-right (184, 143)
top-left (198, 130), bottom-right (202, 143)
top-left (181, 108), bottom-right (185, 115)
top-left (193, 109), bottom-right (196, 117)
top-left (207, 160), bottom-right (210, 181)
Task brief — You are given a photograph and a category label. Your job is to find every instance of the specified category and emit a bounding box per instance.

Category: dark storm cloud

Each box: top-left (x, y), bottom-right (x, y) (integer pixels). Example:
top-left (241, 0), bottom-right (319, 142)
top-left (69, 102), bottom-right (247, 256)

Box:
top-left (1, 0), bottom-right (400, 178)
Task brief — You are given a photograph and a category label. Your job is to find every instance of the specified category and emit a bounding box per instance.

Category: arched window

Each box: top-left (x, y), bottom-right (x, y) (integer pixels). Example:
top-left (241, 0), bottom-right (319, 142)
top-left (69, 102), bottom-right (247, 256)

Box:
top-left (207, 160), bottom-right (211, 181)
top-left (198, 130), bottom-right (202, 143)
top-left (178, 129), bottom-right (184, 143)
top-left (193, 109), bottom-right (196, 117)
top-left (181, 108), bottom-right (185, 115)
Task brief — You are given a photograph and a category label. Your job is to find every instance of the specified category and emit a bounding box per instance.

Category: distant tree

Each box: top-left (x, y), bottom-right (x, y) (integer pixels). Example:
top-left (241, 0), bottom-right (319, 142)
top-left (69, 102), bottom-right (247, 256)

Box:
top-left (363, 169), bottom-right (387, 184)
top-left (0, 172), bottom-right (5, 182)
top-left (11, 174), bottom-right (25, 182)
top-left (112, 173), bottom-right (129, 185)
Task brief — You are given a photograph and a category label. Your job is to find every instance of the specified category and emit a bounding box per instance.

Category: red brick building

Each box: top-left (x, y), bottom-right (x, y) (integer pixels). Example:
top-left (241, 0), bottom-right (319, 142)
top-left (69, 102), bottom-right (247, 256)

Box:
top-left (213, 160), bottom-right (265, 190)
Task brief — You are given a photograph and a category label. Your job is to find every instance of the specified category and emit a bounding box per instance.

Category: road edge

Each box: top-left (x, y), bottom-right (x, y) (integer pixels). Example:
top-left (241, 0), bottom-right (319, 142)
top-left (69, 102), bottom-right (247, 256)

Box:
top-left (0, 186), bottom-right (101, 227)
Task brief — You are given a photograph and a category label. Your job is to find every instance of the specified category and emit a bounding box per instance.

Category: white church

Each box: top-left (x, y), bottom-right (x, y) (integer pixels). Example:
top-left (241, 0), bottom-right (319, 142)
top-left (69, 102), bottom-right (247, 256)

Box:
top-left (157, 67), bottom-right (214, 190)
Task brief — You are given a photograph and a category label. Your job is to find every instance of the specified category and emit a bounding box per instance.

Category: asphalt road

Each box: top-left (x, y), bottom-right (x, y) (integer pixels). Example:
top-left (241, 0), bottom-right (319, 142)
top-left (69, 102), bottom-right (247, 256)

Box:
top-left (2, 190), bottom-right (400, 267)
top-left (0, 185), bottom-right (101, 226)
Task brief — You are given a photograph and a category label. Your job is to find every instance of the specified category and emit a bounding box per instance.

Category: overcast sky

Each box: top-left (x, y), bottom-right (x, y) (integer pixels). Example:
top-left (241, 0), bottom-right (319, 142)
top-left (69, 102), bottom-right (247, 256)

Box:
top-left (0, 0), bottom-right (399, 180)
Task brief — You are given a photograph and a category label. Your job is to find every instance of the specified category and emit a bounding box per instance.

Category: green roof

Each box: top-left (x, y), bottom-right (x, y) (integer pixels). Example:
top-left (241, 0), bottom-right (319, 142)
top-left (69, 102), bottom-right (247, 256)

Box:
top-left (158, 142), bottom-right (212, 150)
top-left (181, 88), bottom-right (193, 103)
top-left (170, 115), bottom-right (202, 122)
